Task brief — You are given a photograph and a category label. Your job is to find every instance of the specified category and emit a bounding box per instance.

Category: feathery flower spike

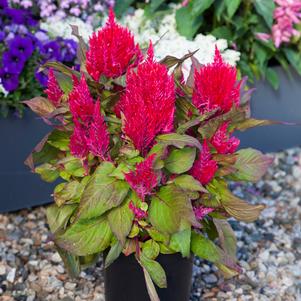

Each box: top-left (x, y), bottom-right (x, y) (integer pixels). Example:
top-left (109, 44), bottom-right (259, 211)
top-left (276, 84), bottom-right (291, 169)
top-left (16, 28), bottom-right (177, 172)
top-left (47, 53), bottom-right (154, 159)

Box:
top-left (120, 42), bottom-right (175, 155)
top-left (86, 8), bottom-right (142, 81)
top-left (190, 140), bottom-right (218, 185)
top-left (125, 154), bottom-right (158, 201)
top-left (210, 122), bottom-right (240, 154)
top-left (192, 47), bottom-right (240, 114)
top-left (44, 69), bottom-right (63, 107)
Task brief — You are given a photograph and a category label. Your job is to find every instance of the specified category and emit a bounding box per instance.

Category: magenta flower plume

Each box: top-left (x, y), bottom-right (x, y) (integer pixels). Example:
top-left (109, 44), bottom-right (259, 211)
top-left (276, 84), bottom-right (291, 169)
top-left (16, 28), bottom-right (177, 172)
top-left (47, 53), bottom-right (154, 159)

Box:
top-left (86, 9), bottom-right (142, 81)
top-left (192, 47), bottom-right (240, 114)
top-left (44, 69), bottom-right (64, 107)
top-left (210, 122), bottom-right (240, 154)
top-left (129, 201), bottom-right (148, 220)
top-left (70, 122), bottom-right (89, 159)
top-left (69, 76), bottom-right (110, 161)
top-left (125, 154), bottom-right (158, 201)
top-left (121, 43), bottom-right (176, 155)
top-left (190, 140), bottom-right (218, 185)
top-left (87, 101), bottom-right (110, 160)
top-left (193, 206), bottom-right (214, 220)
top-left (68, 75), bottom-right (94, 124)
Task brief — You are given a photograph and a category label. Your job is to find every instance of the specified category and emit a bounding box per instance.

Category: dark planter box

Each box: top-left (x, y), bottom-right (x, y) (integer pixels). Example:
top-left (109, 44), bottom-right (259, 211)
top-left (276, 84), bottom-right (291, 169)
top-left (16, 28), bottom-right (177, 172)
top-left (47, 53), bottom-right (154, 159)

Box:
top-left (104, 253), bottom-right (193, 301)
top-left (238, 67), bottom-right (301, 152)
top-left (0, 109), bottom-right (54, 213)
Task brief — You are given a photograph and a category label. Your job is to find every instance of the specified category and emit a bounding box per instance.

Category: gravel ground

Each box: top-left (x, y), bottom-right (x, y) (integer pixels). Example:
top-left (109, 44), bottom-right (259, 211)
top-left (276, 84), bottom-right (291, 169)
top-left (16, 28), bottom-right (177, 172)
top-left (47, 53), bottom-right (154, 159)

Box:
top-left (1, 148), bottom-right (301, 301)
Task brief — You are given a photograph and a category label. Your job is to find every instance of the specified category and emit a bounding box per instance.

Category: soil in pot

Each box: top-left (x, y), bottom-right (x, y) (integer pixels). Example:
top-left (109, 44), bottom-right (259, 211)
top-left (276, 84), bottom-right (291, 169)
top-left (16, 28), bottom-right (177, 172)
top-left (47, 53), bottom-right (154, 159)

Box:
top-left (104, 252), bottom-right (193, 301)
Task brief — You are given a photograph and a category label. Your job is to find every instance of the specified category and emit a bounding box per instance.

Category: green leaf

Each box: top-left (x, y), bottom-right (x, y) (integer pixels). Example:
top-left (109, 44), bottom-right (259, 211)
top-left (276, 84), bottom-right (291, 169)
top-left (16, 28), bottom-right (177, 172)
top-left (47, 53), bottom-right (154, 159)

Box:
top-left (107, 195), bottom-right (134, 244)
top-left (170, 223), bottom-right (191, 258)
top-left (149, 184), bottom-right (199, 234)
top-left (46, 204), bottom-right (77, 233)
top-left (173, 175), bottom-right (207, 193)
top-left (109, 162), bottom-right (131, 180)
top-left (231, 148), bottom-right (273, 182)
top-left (56, 217), bottom-right (112, 256)
top-left (233, 118), bottom-right (278, 131)
top-left (35, 163), bottom-right (59, 182)
top-left (140, 255), bottom-right (167, 289)
top-left (157, 133), bottom-right (202, 150)
top-left (64, 158), bottom-right (85, 177)
top-left (225, 0), bottom-right (241, 18)
top-left (266, 67), bottom-right (279, 90)
top-left (213, 219), bottom-right (236, 258)
top-left (165, 147), bottom-right (196, 174)
top-left (142, 239), bottom-right (160, 260)
top-left (284, 49), bottom-right (301, 76)
top-left (147, 228), bottom-right (170, 244)
top-left (23, 97), bottom-right (55, 117)
top-left (114, 0), bottom-right (135, 17)
top-left (142, 267), bottom-right (160, 301)
top-left (104, 241), bottom-right (123, 268)
top-left (54, 181), bottom-right (80, 206)
top-left (47, 130), bottom-right (70, 151)
top-left (192, 0), bottom-right (214, 15)
top-left (76, 162), bottom-right (129, 221)
top-left (191, 232), bottom-right (221, 262)
top-left (211, 26), bottom-right (232, 40)
top-left (176, 6), bottom-right (203, 39)
top-left (209, 180), bottom-right (266, 222)
top-left (254, 0), bottom-right (275, 27)
top-left (56, 246), bottom-right (81, 278)
top-left (191, 232), bottom-right (241, 275)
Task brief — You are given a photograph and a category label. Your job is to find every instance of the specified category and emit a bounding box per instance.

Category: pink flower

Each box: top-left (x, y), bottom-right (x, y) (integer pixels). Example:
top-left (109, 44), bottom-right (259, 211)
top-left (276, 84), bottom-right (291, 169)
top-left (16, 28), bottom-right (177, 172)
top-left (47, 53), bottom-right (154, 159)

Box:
top-left (86, 9), bottom-right (142, 81)
top-left (190, 140), bottom-right (218, 185)
top-left (193, 206), bottom-right (214, 220)
top-left (68, 75), bottom-right (94, 124)
top-left (192, 47), bottom-right (240, 114)
top-left (87, 101), bottom-right (110, 160)
top-left (44, 69), bottom-right (63, 107)
top-left (210, 122), bottom-right (240, 154)
top-left (70, 122), bottom-right (89, 159)
top-left (125, 154), bottom-right (158, 201)
top-left (271, 0), bottom-right (301, 47)
top-left (120, 43), bottom-right (175, 155)
top-left (129, 201), bottom-right (148, 220)
top-left (255, 32), bottom-right (272, 42)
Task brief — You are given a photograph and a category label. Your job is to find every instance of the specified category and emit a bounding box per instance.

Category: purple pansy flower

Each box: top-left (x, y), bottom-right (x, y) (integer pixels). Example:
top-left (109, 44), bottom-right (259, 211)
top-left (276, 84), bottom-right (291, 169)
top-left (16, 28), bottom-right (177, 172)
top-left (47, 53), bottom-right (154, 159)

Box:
top-left (0, 0), bottom-right (8, 9)
top-left (2, 49), bottom-right (26, 73)
top-left (35, 68), bottom-right (48, 87)
top-left (4, 8), bottom-right (26, 24)
top-left (0, 67), bottom-right (19, 92)
top-left (40, 40), bottom-right (61, 61)
top-left (9, 36), bottom-right (34, 59)
top-left (60, 39), bottom-right (77, 62)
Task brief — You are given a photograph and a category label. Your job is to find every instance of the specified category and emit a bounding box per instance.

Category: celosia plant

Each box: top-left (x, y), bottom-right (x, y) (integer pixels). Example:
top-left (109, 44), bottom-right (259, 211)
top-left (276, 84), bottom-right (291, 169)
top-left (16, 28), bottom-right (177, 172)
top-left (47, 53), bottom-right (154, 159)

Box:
top-left (25, 10), bottom-right (275, 300)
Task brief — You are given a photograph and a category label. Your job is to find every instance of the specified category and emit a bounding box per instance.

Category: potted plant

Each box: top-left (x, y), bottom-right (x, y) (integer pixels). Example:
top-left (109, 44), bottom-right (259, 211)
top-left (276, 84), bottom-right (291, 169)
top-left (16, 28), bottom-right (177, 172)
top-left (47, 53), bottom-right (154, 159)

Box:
top-left (25, 10), bottom-right (274, 300)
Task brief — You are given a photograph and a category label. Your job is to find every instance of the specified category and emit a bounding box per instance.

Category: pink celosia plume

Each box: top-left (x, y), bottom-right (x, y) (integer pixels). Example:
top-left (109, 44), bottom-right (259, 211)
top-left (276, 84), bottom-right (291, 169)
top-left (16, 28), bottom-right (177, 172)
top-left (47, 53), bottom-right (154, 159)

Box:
top-left (120, 43), bottom-right (176, 155)
top-left (68, 75), bottom-right (94, 124)
top-left (87, 101), bottom-right (110, 160)
top-left (69, 75), bottom-right (110, 160)
top-left (193, 206), bottom-right (214, 220)
top-left (190, 140), bottom-right (218, 185)
top-left (129, 201), bottom-right (148, 220)
top-left (70, 122), bottom-right (89, 159)
top-left (192, 47), bottom-right (240, 115)
top-left (86, 9), bottom-right (142, 81)
top-left (44, 69), bottom-right (64, 107)
top-left (125, 154), bottom-right (158, 201)
top-left (210, 122), bottom-right (240, 154)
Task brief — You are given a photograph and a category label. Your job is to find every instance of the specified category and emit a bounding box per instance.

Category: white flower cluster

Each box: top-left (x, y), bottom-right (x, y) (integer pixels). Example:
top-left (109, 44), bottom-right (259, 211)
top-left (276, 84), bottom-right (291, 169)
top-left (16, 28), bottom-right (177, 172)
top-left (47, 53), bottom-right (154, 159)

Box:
top-left (123, 7), bottom-right (240, 74)
top-left (40, 16), bottom-right (94, 42)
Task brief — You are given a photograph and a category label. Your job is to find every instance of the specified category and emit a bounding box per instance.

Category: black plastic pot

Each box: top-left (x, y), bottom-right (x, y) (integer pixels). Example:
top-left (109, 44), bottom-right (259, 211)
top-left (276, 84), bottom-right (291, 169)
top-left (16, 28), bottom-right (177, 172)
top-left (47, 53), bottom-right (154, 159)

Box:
top-left (104, 253), bottom-right (193, 301)
top-left (0, 109), bottom-right (55, 213)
